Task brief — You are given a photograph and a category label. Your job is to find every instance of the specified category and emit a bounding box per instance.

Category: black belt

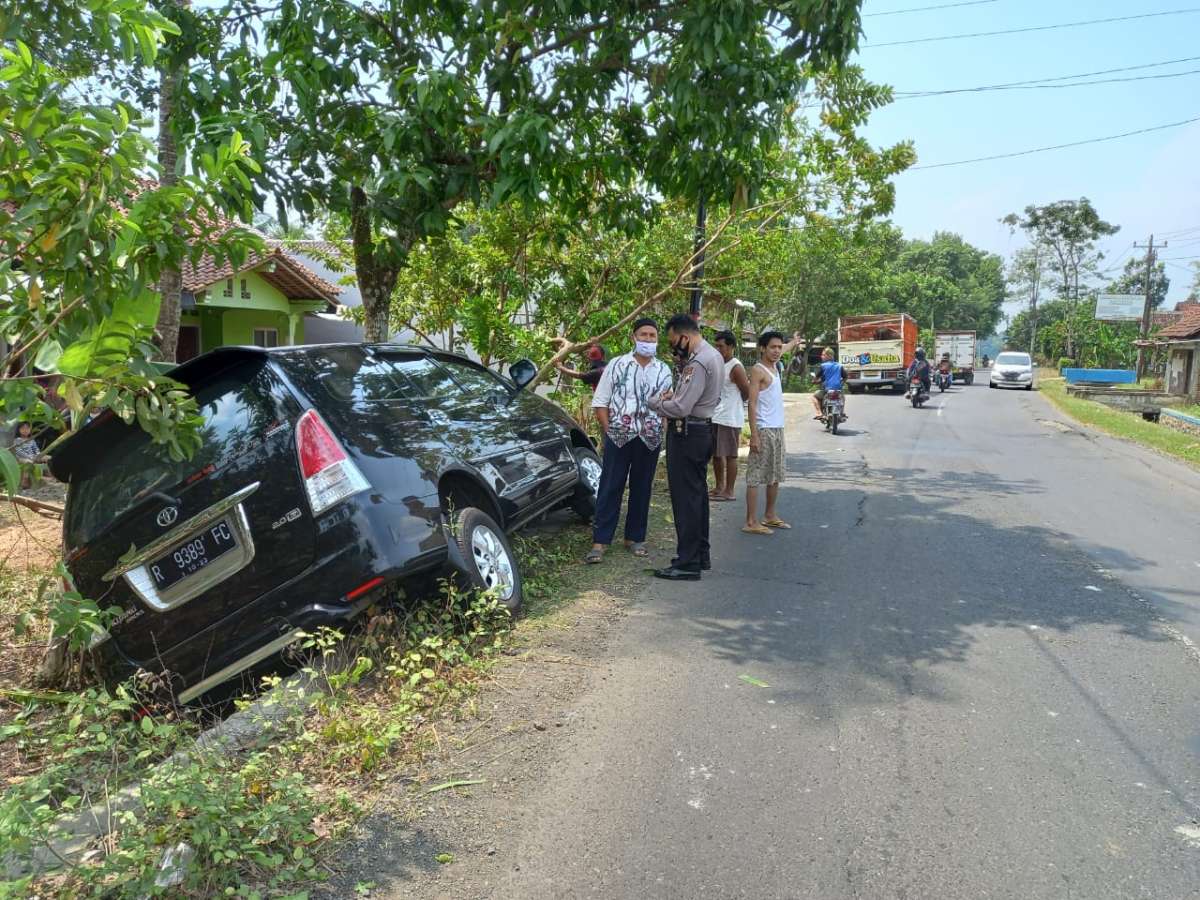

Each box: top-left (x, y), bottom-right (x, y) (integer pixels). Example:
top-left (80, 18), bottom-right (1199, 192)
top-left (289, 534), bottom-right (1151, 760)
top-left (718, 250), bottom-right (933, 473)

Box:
top-left (676, 417), bottom-right (711, 425)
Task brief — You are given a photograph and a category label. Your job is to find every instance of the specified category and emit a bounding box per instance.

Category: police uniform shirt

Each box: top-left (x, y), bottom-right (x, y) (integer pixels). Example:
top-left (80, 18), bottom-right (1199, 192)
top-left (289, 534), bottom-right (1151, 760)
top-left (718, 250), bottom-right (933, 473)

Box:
top-left (650, 338), bottom-right (724, 420)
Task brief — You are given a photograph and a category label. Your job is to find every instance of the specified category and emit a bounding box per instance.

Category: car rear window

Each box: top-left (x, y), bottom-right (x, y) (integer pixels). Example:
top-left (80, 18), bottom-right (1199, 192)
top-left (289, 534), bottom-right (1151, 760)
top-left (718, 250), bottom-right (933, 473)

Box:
top-left (64, 360), bottom-right (286, 547)
top-left (996, 353), bottom-right (1030, 366)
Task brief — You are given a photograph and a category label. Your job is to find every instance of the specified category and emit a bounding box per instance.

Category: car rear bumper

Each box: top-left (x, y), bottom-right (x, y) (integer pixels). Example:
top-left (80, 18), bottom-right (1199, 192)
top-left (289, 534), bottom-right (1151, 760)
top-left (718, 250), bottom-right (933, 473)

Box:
top-left (92, 495), bottom-right (449, 701)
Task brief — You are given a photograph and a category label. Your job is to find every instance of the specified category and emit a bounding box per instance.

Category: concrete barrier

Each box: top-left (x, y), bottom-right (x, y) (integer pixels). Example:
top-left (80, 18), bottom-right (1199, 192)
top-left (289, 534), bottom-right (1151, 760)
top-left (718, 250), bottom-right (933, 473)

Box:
top-left (1064, 385), bottom-right (1175, 421)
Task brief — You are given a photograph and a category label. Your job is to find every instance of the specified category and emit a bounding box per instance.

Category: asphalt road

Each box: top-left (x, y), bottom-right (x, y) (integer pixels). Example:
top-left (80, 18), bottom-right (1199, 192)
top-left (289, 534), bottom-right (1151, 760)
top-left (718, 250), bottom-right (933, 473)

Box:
top-left (493, 374), bottom-right (1200, 899)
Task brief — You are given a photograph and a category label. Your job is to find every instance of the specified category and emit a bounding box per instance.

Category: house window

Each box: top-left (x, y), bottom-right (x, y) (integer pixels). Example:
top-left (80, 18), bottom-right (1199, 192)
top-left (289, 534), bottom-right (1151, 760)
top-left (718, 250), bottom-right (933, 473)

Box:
top-left (223, 278), bottom-right (233, 298)
top-left (240, 278), bottom-right (251, 299)
top-left (252, 328), bottom-right (279, 348)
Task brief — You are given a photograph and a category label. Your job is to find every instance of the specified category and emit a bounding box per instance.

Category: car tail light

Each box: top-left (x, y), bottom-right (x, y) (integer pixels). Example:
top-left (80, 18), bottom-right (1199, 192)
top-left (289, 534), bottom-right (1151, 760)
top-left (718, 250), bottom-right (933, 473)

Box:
top-left (295, 409), bottom-right (370, 515)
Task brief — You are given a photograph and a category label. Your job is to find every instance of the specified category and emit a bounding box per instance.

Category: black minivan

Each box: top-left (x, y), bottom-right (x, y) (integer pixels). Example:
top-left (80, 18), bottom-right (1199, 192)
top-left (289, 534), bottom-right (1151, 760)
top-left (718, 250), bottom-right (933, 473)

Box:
top-left (50, 344), bottom-right (602, 703)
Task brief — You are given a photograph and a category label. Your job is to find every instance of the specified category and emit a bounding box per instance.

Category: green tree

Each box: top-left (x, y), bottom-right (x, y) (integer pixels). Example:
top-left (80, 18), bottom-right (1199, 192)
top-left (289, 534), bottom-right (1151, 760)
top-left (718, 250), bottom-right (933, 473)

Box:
top-left (1002, 198), bottom-right (1120, 359)
top-left (1006, 243), bottom-right (1054, 355)
top-left (195, 0), bottom-right (867, 341)
top-left (0, 2), bottom-right (260, 493)
top-left (1105, 256), bottom-right (1170, 309)
top-left (730, 219), bottom-right (898, 374)
top-left (886, 232), bottom-right (1006, 337)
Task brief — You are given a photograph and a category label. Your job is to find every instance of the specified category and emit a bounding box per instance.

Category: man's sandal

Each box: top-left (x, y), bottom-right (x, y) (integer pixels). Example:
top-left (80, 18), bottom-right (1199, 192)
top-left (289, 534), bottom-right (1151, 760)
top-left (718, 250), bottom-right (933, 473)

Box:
top-left (626, 541), bottom-right (649, 558)
top-left (763, 519), bottom-right (792, 529)
top-left (584, 548), bottom-right (605, 564)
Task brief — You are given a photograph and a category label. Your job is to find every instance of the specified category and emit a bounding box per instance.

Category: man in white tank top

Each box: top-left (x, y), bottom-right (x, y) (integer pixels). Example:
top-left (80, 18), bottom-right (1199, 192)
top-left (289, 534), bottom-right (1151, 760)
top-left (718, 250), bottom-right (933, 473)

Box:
top-left (744, 331), bottom-right (790, 535)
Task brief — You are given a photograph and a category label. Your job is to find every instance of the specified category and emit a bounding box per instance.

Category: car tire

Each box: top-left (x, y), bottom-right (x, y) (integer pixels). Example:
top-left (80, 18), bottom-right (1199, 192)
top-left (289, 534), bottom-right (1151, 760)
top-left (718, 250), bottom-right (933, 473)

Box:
top-left (989, 382), bottom-right (996, 389)
top-left (569, 446), bottom-right (603, 521)
top-left (452, 507), bottom-right (523, 615)
top-left (1025, 384), bottom-right (1033, 391)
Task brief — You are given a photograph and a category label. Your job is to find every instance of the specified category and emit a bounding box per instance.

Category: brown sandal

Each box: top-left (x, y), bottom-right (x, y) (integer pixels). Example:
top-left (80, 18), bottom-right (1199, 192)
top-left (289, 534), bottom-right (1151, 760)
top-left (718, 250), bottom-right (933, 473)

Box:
top-left (742, 524), bottom-right (773, 536)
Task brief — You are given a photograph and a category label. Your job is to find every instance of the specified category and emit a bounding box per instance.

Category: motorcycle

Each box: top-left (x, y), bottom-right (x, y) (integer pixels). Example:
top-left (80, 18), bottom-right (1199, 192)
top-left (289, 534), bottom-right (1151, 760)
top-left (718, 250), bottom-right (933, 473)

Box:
top-left (820, 389), bottom-right (846, 434)
top-left (907, 375), bottom-right (929, 408)
top-left (935, 369), bottom-right (952, 392)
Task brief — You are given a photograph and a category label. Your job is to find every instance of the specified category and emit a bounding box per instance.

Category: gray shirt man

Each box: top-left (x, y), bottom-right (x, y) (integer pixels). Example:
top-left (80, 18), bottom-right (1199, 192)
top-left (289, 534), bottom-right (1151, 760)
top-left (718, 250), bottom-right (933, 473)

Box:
top-left (650, 338), bottom-right (725, 420)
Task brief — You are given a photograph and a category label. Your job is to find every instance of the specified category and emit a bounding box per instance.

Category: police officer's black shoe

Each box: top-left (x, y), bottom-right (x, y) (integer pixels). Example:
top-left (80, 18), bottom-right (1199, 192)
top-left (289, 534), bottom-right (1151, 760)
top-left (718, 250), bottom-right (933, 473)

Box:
top-left (673, 557), bottom-right (711, 571)
top-left (653, 566), bottom-right (701, 581)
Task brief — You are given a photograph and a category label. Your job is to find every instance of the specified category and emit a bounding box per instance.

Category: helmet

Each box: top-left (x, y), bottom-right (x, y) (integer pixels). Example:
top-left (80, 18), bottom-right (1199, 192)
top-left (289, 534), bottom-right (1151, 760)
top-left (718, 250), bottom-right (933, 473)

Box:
top-left (915, 348), bottom-right (926, 360)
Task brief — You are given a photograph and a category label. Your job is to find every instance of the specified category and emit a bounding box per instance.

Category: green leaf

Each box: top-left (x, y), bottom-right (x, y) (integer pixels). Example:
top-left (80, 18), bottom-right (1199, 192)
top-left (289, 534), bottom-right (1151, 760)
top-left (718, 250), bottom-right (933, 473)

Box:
top-left (32, 339), bottom-right (63, 373)
top-left (737, 674), bottom-right (770, 688)
top-left (425, 779), bottom-right (485, 794)
top-left (0, 448), bottom-right (19, 495)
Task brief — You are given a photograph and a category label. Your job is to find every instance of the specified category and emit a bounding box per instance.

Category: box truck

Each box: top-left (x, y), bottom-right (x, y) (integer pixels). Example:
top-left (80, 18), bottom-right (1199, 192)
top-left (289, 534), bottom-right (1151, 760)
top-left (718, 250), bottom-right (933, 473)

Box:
top-left (934, 330), bottom-right (977, 384)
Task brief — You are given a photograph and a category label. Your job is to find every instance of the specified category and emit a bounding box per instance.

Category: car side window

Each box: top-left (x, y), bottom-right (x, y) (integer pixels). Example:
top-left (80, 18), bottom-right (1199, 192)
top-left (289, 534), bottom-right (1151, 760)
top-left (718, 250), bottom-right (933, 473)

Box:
top-left (308, 347), bottom-right (407, 403)
top-left (385, 356), bottom-right (464, 402)
top-left (437, 358), bottom-right (510, 400)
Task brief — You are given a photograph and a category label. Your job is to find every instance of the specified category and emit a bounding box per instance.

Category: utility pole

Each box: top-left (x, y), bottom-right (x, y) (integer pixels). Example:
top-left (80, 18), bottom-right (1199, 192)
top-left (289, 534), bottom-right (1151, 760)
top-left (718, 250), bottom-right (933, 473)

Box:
top-left (1133, 235), bottom-right (1164, 379)
top-left (1028, 243), bottom-right (1041, 358)
top-left (688, 195), bottom-right (707, 319)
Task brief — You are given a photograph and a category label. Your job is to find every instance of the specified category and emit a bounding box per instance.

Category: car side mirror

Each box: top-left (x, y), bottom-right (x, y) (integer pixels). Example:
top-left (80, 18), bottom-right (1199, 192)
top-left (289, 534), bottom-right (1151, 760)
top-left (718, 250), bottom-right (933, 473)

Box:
top-left (509, 359), bottom-right (537, 393)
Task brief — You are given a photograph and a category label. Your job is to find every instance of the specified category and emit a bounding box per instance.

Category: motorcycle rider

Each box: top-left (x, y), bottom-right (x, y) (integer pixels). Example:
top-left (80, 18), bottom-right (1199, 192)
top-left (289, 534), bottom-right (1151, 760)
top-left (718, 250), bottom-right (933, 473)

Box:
top-left (937, 352), bottom-right (953, 387)
top-left (811, 347), bottom-right (847, 420)
top-left (907, 347), bottom-right (932, 397)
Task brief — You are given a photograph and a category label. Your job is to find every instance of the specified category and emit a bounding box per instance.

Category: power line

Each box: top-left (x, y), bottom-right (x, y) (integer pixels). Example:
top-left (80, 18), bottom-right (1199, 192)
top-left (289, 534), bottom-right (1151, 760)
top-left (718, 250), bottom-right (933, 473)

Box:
top-left (910, 115), bottom-right (1200, 170)
top-left (865, 8), bottom-right (1200, 48)
top-left (897, 63), bottom-right (1200, 98)
top-left (865, 0), bottom-right (997, 16)
top-left (1159, 223), bottom-right (1200, 237)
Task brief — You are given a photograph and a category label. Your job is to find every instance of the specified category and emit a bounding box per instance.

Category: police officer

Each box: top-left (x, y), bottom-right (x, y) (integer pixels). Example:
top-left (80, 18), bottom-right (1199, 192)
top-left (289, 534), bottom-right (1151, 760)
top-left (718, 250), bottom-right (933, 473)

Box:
top-left (648, 313), bottom-right (725, 580)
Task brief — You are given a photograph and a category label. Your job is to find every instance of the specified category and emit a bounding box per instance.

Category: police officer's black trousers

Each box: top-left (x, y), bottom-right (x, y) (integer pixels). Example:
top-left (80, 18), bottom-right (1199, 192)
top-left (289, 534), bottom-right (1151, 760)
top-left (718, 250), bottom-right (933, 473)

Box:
top-left (666, 422), bottom-right (713, 572)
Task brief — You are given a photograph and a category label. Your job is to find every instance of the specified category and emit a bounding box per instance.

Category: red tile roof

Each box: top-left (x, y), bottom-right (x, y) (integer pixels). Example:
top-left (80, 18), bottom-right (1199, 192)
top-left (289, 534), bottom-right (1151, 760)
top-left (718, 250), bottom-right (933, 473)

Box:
top-left (1157, 306), bottom-right (1200, 340)
top-left (183, 245), bottom-right (342, 303)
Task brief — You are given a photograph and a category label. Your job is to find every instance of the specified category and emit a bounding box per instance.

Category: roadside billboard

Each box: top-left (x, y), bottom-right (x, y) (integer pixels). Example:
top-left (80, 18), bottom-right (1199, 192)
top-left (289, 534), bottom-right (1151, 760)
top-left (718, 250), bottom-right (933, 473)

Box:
top-left (1095, 294), bottom-right (1143, 321)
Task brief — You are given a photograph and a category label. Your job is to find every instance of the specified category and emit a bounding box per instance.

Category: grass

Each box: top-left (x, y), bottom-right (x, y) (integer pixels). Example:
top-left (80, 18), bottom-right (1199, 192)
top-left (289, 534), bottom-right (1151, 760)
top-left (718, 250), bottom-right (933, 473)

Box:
top-left (1039, 378), bottom-right (1200, 468)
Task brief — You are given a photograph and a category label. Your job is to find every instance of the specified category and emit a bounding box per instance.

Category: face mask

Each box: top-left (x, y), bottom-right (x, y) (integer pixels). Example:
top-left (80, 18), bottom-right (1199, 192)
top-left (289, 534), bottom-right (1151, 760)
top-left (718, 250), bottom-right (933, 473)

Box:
top-left (634, 340), bottom-right (657, 358)
top-left (671, 337), bottom-right (690, 359)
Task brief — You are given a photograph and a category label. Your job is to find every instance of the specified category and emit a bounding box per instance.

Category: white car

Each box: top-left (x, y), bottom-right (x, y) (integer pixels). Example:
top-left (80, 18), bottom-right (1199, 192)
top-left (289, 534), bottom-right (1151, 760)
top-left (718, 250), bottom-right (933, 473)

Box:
top-left (989, 352), bottom-right (1035, 390)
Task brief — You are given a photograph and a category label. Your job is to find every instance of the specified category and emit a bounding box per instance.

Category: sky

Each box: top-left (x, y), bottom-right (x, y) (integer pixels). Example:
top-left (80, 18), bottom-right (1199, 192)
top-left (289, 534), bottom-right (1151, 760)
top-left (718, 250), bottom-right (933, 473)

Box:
top-left (851, 0), bottom-right (1200, 318)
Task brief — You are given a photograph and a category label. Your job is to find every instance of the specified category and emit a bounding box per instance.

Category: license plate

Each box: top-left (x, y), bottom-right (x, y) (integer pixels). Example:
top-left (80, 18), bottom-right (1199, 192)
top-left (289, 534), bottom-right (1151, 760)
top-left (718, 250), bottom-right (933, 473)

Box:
top-left (148, 520), bottom-right (239, 591)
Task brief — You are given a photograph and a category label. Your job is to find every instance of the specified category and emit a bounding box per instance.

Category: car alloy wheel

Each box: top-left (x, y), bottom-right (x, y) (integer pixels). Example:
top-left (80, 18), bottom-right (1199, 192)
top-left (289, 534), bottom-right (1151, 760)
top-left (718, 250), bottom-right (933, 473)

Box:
top-left (451, 507), bottom-right (523, 614)
top-left (570, 446), bottom-right (603, 521)
top-left (580, 455), bottom-right (602, 496)
top-left (471, 524), bottom-right (514, 601)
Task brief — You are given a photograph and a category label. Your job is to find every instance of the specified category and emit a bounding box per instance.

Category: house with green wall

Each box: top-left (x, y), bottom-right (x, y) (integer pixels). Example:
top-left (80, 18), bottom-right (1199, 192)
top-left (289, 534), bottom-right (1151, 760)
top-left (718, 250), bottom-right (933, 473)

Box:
top-left (177, 244), bottom-right (344, 361)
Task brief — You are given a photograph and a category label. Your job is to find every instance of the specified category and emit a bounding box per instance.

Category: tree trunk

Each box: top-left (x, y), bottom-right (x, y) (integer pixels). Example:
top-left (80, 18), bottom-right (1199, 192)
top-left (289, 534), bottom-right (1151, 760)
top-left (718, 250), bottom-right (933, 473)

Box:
top-left (350, 185), bottom-right (401, 343)
top-left (152, 0), bottom-right (188, 363)
top-left (362, 285), bottom-right (392, 342)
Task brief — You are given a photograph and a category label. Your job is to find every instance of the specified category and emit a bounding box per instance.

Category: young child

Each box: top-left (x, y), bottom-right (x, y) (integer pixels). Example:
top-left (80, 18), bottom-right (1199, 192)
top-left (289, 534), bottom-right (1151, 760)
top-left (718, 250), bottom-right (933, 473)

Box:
top-left (12, 422), bottom-right (41, 490)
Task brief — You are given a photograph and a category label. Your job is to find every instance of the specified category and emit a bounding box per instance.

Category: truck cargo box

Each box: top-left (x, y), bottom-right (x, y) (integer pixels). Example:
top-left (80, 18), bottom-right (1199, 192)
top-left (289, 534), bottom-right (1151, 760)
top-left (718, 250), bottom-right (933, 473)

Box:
top-left (837, 314), bottom-right (919, 391)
